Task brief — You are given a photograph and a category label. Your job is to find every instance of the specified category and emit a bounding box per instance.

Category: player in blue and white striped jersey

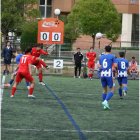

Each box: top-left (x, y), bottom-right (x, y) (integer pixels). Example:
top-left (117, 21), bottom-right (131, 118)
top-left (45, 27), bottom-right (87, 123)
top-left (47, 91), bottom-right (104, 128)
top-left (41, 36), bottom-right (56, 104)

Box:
top-left (115, 52), bottom-right (129, 99)
top-left (99, 45), bottom-right (116, 110)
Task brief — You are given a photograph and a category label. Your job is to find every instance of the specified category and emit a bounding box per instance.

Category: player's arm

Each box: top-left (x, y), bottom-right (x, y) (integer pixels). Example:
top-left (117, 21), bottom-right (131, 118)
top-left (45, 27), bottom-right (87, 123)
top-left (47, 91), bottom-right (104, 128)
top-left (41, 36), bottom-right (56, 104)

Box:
top-left (86, 53), bottom-right (89, 60)
top-left (40, 49), bottom-right (49, 55)
top-left (94, 53), bottom-right (97, 62)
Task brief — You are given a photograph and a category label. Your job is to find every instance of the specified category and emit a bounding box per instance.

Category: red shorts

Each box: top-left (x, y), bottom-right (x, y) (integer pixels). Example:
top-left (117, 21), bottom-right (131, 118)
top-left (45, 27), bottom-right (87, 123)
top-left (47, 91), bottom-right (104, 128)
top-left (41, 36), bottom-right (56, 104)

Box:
top-left (32, 59), bottom-right (42, 69)
top-left (87, 62), bottom-right (95, 69)
top-left (16, 72), bottom-right (34, 83)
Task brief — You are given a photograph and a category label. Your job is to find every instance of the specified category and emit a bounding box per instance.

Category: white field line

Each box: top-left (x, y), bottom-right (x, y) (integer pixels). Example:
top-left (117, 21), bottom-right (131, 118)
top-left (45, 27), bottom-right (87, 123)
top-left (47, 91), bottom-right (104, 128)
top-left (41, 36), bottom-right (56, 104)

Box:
top-left (0, 75), bottom-right (6, 110)
top-left (2, 128), bottom-right (139, 133)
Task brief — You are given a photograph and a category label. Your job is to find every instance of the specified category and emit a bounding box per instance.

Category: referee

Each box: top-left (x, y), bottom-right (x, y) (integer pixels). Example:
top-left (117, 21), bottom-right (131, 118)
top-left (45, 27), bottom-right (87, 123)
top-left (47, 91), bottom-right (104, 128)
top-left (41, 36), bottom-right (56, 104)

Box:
top-left (73, 48), bottom-right (83, 78)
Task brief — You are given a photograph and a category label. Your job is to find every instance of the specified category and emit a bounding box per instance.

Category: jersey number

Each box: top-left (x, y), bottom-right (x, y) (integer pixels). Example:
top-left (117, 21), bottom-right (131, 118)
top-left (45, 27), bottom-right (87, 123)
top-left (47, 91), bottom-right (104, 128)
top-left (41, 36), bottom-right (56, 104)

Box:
top-left (121, 62), bottom-right (125, 69)
top-left (21, 56), bottom-right (27, 64)
top-left (103, 59), bottom-right (108, 68)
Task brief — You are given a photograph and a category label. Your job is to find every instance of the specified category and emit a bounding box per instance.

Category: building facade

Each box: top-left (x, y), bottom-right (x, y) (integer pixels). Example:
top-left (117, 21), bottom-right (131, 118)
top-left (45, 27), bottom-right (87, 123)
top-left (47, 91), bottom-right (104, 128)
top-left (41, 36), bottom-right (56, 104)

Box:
top-left (39, 0), bottom-right (139, 47)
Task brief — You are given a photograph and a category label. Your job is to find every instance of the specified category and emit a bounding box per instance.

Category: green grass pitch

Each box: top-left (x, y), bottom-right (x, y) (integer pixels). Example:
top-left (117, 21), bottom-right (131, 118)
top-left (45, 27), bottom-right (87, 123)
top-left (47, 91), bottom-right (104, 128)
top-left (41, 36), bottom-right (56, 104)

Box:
top-left (1, 76), bottom-right (139, 140)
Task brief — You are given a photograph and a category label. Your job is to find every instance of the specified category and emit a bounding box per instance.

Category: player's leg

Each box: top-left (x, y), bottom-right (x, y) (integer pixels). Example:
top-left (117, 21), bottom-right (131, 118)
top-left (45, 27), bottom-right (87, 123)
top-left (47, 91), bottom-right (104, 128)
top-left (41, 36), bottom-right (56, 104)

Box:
top-left (100, 77), bottom-right (109, 109)
top-left (4, 68), bottom-right (18, 87)
top-left (78, 63), bottom-right (81, 78)
top-left (117, 77), bottom-right (123, 99)
top-left (10, 72), bottom-right (22, 97)
top-left (102, 77), bottom-right (114, 109)
top-left (11, 82), bottom-right (19, 97)
top-left (25, 80), bottom-right (30, 90)
top-left (122, 77), bottom-right (128, 96)
top-left (7, 64), bottom-right (11, 75)
top-left (35, 57), bottom-right (48, 69)
top-left (24, 74), bottom-right (35, 98)
top-left (38, 67), bottom-right (45, 85)
top-left (74, 64), bottom-right (78, 78)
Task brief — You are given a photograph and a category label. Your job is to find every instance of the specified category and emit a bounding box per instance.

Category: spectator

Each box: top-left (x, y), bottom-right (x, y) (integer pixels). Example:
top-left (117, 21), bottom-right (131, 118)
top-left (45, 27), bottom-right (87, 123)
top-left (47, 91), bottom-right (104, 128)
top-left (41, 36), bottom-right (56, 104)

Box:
top-left (73, 48), bottom-right (83, 78)
top-left (2, 41), bottom-right (13, 75)
top-left (129, 56), bottom-right (138, 79)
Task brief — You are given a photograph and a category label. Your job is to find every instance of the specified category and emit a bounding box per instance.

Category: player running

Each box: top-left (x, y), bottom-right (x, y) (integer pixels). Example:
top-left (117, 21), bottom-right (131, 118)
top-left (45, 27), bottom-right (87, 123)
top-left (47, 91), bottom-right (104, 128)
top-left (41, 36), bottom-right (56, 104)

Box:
top-left (31, 44), bottom-right (49, 85)
top-left (86, 47), bottom-right (96, 80)
top-left (115, 52), bottom-right (129, 99)
top-left (10, 48), bottom-right (35, 98)
top-left (4, 49), bottom-right (30, 89)
top-left (98, 45), bottom-right (116, 110)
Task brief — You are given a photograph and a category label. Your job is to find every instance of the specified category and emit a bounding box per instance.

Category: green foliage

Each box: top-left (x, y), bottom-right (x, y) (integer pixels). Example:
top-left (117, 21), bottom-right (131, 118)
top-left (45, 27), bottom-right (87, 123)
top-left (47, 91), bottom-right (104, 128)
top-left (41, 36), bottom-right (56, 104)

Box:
top-left (65, 0), bottom-right (121, 41)
top-left (20, 22), bottom-right (38, 51)
top-left (1, 0), bottom-right (40, 37)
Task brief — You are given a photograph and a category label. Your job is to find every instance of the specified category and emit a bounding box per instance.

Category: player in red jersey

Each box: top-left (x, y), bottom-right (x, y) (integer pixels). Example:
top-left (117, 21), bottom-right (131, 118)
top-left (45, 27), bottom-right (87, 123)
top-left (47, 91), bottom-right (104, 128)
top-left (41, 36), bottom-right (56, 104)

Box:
top-left (86, 47), bottom-right (96, 80)
top-left (10, 48), bottom-right (35, 98)
top-left (31, 44), bottom-right (49, 85)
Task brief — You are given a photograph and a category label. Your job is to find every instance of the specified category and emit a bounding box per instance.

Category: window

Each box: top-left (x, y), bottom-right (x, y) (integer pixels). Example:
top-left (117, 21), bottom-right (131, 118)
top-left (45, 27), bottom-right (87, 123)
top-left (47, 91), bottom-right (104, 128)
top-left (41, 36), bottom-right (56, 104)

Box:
top-left (39, 0), bottom-right (52, 18)
top-left (130, 0), bottom-right (138, 4)
top-left (131, 14), bottom-right (139, 47)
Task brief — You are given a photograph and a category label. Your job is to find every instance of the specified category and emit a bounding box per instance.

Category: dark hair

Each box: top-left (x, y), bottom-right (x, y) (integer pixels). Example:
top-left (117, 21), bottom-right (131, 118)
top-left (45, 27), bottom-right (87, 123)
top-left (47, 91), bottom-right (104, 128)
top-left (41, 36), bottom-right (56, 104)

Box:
top-left (90, 47), bottom-right (94, 50)
top-left (24, 47), bottom-right (32, 54)
top-left (77, 48), bottom-right (80, 50)
top-left (105, 45), bottom-right (112, 52)
top-left (132, 56), bottom-right (135, 59)
top-left (119, 52), bottom-right (125, 58)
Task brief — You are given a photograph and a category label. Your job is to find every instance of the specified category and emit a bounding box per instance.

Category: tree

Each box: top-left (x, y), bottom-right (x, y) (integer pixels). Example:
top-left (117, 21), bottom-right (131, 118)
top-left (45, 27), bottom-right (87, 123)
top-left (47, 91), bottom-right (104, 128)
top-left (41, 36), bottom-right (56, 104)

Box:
top-left (1, 0), bottom-right (40, 44)
top-left (65, 0), bottom-right (121, 41)
top-left (20, 21), bottom-right (38, 51)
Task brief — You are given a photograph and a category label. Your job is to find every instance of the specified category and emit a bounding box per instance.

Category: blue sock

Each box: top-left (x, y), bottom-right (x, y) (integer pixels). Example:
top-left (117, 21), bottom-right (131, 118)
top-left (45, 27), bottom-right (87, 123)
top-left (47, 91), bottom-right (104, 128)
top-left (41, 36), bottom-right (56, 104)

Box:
top-left (123, 86), bottom-right (128, 92)
top-left (26, 82), bottom-right (30, 87)
top-left (102, 93), bottom-right (107, 101)
top-left (9, 79), bottom-right (14, 85)
top-left (105, 92), bottom-right (114, 101)
top-left (118, 88), bottom-right (122, 97)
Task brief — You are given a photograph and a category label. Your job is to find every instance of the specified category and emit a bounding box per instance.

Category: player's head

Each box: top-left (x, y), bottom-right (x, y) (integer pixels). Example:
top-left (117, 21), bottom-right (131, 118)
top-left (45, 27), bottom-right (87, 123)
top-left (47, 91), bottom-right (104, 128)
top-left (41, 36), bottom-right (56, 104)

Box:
top-left (6, 41), bottom-right (11, 46)
top-left (32, 43), bottom-right (41, 50)
top-left (119, 52), bottom-right (125, 58)
top-left (16, 48), bottom-right (22, 54)
top-left (132, 56), bottom-right (135, 60)
top-left (77, 48), bottom-right (81, 52)
top-left (90, 47), bottom-right (94, 52)
top-left (105, 45), bottom-right (112, 53)
top-left (24, 47), bottom-right (32, 54)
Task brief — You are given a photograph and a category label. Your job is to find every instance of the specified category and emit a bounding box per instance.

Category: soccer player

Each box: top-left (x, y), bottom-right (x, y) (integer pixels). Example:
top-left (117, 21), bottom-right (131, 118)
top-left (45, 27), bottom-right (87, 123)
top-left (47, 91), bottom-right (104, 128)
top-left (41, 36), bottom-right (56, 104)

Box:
top-left (31, 44), bottom-right (49, 85)
top-left (116, 52), bottom-right (129, 99)
top-left (4, 49), bottom-right (30, 89)
top-left (98, 45), bottom-right (116, 109)
top-left (86, 47), bottom-right (96, 80)
top-left (10, 48), bottom-right (35, 98)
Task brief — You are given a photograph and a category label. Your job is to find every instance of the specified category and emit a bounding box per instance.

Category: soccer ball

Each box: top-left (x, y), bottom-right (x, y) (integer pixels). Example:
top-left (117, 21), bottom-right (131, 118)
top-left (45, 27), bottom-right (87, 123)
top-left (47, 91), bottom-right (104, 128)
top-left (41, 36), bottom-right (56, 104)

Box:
top-left (96, 32), bottom-right (103, 39)
top-left (54, 9), bottom-right (61, 16)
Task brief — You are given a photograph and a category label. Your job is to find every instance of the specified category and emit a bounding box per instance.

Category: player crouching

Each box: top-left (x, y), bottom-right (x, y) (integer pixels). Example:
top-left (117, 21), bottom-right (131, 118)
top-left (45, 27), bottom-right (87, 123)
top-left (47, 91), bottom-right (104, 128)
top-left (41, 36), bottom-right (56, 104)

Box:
top-left (115, 52), bottom-right (129, 99)
top-left (10, 48), bottom-right (35, 98)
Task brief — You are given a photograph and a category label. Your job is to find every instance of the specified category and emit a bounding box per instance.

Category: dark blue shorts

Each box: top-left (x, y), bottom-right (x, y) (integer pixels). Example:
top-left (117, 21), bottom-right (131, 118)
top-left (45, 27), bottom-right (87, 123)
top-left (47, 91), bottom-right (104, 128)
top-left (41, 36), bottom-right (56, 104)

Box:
top-left (4, 59), bottom-right (11, 64)
top-left (101, 77), bottom-right (113, 88)
top-left (117, 77), bottom-right (127, 85)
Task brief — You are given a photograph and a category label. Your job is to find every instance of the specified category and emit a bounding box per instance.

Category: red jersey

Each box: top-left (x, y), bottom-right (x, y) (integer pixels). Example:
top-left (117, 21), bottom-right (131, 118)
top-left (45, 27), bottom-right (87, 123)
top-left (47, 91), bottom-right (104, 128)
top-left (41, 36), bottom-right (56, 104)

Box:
top-left (31, 47), bottom-right (48, 57)
top-left (86, 52), bottom-right (96, 62)
top-left (18, 54), bottom-right (33, 73)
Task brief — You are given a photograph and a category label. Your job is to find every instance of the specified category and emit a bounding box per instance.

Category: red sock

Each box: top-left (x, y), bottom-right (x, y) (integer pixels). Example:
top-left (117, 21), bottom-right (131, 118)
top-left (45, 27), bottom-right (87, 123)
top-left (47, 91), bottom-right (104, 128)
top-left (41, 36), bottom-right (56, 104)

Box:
top-left (11, 87), bottom-right (16, 96)
top-left (29, 87), bottom-right (34, 95)
top-left (40, 60), bottom-right (47, 67)
top-left (39, 72), bottom-right (43, 81)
